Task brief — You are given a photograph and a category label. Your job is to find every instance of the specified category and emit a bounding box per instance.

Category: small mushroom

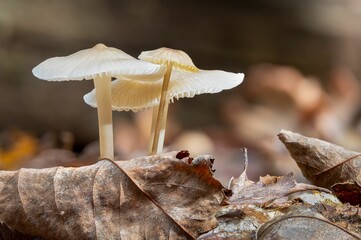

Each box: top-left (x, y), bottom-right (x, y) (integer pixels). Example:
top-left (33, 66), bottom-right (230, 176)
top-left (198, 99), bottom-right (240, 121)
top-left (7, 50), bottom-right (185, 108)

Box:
top-left (138, 48), bottom-right (244, 154)
top-left (84, 47), bottom-right (244, 155)
top-left (32, 43), bottom-right (165, 160)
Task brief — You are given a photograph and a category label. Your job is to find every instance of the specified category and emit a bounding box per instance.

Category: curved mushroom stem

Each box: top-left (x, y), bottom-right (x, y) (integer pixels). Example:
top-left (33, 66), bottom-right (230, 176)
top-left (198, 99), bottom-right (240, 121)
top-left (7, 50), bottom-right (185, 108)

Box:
top-left (151, 62), bottom-right (173, 154)
top-left (94, 76), bottom-right (114, 160)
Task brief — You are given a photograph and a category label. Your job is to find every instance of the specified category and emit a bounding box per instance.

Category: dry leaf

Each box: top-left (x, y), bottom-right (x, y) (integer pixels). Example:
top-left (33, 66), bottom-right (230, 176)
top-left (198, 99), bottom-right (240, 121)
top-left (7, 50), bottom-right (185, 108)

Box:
top-left (0, 223), bottom-right (36, 240)
top-left (199, 148), bottom-right (360, 240)
top-left (257, 207), bottom-right (361, 240)
top-left (0, 151), bottom-right (224, 240)
top-left (227, 148), bottom-right (254, 195)
top-left (200, 153), bottom-right (337, 240)
top-left (200, 190), bottom-right (360, 240)
top-left (198, 204), bottom-right (272, 240)
top-left (318, 204), bottom-right (361, 233)
top-left (278, 130), bottom-right (361, 189)
top-left (228, 151), bottom-right (333, 207)
top-left (227, 172), bottom-right (329, 207)
top-left (332, 181), bottom-right (361, 205)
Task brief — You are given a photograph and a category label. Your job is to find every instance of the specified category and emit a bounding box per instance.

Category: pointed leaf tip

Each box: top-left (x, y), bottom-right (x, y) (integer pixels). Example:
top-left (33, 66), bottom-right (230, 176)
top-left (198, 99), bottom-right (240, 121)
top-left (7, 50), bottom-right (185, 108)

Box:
top-left (278, 130), bottom-right (361, 189)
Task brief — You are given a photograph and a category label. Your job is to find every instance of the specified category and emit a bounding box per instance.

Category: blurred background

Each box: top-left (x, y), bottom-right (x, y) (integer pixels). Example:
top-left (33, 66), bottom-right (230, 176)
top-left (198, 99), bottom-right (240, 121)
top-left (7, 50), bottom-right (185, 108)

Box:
top-left (1, 0), bottom-right (361, 185)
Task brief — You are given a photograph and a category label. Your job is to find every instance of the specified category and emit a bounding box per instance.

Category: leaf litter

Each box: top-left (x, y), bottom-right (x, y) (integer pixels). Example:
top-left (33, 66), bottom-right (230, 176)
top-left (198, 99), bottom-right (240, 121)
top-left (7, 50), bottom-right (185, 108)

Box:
top-left (0, 151), bottom-right (224, 240)
top-left (1, 131), bottom-right (361, 239)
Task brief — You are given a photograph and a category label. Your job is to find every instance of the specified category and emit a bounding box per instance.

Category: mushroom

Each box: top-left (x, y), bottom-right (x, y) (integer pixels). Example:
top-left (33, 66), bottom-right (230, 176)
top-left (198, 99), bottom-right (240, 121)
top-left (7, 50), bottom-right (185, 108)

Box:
top-left (86, 47), bottom-right (244, 154)
top-left (32, 43), bottom-right (165, 160)
top-left (138, 47), bottom-right (244, 154)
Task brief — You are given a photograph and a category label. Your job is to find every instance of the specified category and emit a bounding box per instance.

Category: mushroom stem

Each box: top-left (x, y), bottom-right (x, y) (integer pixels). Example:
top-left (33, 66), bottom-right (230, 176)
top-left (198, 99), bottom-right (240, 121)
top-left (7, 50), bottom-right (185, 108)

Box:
top-left (157, 100), bottom-right (169, 153)
top-left (93, 76), bottom-right (114, 160)
top-left (148, 106), bottom-right (158, 153)
top-left (151, 62), bottom-right (173, 154)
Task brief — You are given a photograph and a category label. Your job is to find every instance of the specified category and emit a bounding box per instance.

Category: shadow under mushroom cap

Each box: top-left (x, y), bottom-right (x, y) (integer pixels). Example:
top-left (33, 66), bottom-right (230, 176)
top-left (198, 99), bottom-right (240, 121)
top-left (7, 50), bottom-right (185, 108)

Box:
top-left (84, 69), bottom-right (244, 111)
top-left (83, 78), bottom-right (162, 112)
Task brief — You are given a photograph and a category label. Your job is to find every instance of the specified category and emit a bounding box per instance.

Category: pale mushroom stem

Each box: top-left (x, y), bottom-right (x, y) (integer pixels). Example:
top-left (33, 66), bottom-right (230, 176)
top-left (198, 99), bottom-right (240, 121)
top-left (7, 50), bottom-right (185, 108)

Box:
top-left (151, 62), bottom-right (173, 154)
top-left (93, 76), bottom-right (114, 160)
top-left (157, 100), bottom-right (170, 153)
top-left (148, 106), bottom-right (158, 153)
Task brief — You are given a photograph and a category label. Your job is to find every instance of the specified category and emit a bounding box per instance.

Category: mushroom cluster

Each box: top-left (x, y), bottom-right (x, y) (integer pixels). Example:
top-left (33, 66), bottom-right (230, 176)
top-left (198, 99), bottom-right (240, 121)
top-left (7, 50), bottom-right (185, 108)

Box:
top-left (33, 44), bottom-right (244, 160)
top-left (32, 44), bottom-right (165, 160)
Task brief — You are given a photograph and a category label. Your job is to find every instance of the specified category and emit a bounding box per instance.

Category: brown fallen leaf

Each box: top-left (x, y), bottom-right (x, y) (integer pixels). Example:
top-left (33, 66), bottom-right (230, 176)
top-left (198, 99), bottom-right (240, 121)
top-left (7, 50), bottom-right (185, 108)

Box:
top-left (0, 151), bottom-right (224, 240)
top-left (332, 181), bottom-right (361, 205)
top-left (227, 148), bottom-right (254, 194)
top-left (0, 223), bottom-right (36, 240)
top-left (227, 166), bottom-right (329, 207)
top-left (230, 173), bottom-right (331, 207)
top-left (200, 189), bottom-right (360, 239)
top-left (257, 207), bottom-right (361, 240)
top-left (278, 130), bottom-right (361, 189)
top-left (318, 203), bottom-right (361, 233)
top-left (200, 150), bottom-right (340, 239)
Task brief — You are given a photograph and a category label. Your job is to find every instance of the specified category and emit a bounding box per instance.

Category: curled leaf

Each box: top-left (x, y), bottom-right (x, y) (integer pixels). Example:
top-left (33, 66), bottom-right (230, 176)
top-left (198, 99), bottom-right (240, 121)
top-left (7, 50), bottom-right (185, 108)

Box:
top-left (0, 151), bottom-right (224, 239)
top-left (332, 181), bottom-right (361, 205)
top-left (278, 130), bottom-right (361, 189)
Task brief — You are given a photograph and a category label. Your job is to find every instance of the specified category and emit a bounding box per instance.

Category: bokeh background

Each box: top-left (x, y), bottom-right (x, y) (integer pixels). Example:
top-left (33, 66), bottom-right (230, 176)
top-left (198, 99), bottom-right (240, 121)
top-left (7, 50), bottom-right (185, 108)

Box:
top-left (1, 0), bottom-right (361, 184)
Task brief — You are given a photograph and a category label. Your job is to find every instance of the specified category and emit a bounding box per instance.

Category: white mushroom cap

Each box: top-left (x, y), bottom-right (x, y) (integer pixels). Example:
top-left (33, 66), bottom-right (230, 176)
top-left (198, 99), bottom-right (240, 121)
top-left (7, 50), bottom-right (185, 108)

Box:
top-left (32, 43), bottom-right (165, 81)
top-left (168, 70), bottom-right (244, 101)
top-left (139, 47), bottom-right (244, 101)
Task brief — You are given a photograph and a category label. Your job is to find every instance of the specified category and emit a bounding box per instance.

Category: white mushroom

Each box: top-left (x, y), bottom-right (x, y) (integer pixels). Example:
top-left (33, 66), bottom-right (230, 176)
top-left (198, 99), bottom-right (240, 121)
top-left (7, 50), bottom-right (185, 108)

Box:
top-left (139, 47), bottom-right (244, 154)
top-left (32, 43), bottom-right (165, 160)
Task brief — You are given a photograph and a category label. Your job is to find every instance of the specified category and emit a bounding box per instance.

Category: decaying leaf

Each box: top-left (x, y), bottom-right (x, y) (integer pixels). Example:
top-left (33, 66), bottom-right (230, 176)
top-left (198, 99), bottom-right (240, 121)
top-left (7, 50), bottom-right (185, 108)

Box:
top-left (0, 223), bottom-right (36, 240)
top-left (318, 203), bottom-right (361, 233)
top-left (278, 130), bottom-right (361, 189)
top-left (227, 148), bottom-right (254, 195)
top-left (200, 188), bottom-right (361, 240)
top-left (228, 172), bottom-right (330, 207)
top-left (332, 181), bottom-right (361, 205)
top-left (257, 207), bottom-right (361, 240)
top-left (199, 153), bottom-right (346, 240)
top-left (0, 151), bottom-right (224, 240)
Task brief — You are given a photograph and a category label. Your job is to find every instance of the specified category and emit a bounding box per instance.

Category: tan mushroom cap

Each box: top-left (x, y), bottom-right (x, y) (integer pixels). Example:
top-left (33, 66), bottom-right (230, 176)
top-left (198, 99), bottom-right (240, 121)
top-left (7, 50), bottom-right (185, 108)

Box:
top-left (139, 47), bottom-right (198, 72)
top-left (32, 43), bottom-right (165, 81)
